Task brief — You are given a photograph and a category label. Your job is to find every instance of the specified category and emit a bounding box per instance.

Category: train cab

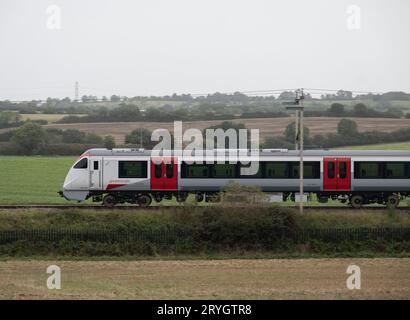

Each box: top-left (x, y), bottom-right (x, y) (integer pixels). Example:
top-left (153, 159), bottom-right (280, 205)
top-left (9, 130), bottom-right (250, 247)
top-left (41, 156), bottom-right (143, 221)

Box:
top-left (59, 153), bottom-right (91, 201)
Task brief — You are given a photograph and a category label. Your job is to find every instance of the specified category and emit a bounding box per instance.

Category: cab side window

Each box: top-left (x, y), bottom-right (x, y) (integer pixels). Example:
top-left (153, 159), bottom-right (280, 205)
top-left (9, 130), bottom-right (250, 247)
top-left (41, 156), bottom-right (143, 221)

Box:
top-left (74, 158), bottom-right (88, 169)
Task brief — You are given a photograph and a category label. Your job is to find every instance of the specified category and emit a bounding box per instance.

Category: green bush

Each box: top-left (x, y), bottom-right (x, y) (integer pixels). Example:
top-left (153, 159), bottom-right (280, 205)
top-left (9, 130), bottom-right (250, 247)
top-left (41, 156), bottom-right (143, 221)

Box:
top-left (188, 206), bottom-right (297, 250)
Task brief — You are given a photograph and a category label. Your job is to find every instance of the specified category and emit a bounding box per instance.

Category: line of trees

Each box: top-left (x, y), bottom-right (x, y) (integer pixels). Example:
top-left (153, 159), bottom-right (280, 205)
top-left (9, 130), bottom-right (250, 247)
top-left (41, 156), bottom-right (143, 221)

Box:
top-left (311, 102), bottom-right (405, 118)
top-left (2, 95), bottom-right (409, 128)
top-left (54, 102), bottom-right (407, 125)
top-left (55, 103), bottom-right (288, 124)
top-left (263, 118), bottom-right (410, 149)
top-left (2, 90), bottom-right (409, 110)
top-left (0, 122), bottom-right (116, 155)
top-left (0, 111), bottom-right (49, 129)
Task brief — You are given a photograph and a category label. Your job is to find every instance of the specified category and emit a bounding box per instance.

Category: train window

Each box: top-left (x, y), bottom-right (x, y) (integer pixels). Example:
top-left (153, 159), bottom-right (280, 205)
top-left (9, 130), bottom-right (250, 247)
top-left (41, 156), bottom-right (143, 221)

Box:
top-left (154, 163), bottom-right (162, 179)
top-left (339, 162), bottom-right (346, 179)
top-left (291, 165), bottom-right (299, 178)
top-left (212, 164), bottom-right (236, 178)
top-left (118, 161), bottom-right (148, 178)
top-left (385, 162), bottom-right (407, 178)
top-left (327, 162), bottom-right (335, 179)
top-left (306, 162), bottom-right (320, 178)
top-left (166, 163), bottom-right (174, 178)
top-left (93, 161), bottom-right (99, 170)
top-left (74, 158), bottom-right (88, 169)
top-left (354, 162), bottom-right (383, 179)
top-left (181, 163), bottom-right (209, 178)
top-left (238, 162), bottom-right (263, 178)
top-left (265, 162), bottom-right (288, 178)
top-left (291, 162), bottom-right (320, 179)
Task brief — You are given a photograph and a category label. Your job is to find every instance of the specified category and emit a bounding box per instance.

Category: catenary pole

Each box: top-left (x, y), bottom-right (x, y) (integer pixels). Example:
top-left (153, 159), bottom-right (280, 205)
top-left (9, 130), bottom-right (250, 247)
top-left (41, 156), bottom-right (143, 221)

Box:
top-left (295, 110), bottom-right (299, 150)
top-left (283, 89), bottom-right (305, 214)
top-left (299, 89), bottom-right (304, 214)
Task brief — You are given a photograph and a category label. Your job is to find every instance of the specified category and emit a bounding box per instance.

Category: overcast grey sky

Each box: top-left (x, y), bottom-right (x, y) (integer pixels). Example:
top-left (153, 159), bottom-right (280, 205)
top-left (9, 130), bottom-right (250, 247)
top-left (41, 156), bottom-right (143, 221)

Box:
top-left (0, 0), bottom-right (409, 100)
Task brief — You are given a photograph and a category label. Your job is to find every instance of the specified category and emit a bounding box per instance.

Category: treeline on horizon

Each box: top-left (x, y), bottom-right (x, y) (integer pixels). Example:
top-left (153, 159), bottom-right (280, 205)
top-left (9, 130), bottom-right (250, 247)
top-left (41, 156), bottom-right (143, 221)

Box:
top-left (2, 89), bottom-right (410, 105)
top-left (1, 89), bottom-right (410, 114)
top-left (56, 101), bottom-right (407, 124)
top-left (0, 101), bottom-right (407, 130)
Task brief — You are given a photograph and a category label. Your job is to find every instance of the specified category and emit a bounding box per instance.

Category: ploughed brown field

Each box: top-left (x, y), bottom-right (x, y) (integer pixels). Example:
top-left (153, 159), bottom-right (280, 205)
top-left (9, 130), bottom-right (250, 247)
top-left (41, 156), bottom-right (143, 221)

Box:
top-left (0, 258), bottom-right (409, 299)
top-left (39, 117), bottom-right (410, 144)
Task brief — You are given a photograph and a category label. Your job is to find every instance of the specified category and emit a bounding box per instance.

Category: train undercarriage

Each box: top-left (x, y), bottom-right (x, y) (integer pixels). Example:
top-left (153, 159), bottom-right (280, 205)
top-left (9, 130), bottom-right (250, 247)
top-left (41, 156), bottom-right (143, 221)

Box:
top-left (89, 190), bottom-right (407, 209)
top-left (89, 191), bottom-right (221, 208)
top-left (314, 192), bottom-right (407, 209)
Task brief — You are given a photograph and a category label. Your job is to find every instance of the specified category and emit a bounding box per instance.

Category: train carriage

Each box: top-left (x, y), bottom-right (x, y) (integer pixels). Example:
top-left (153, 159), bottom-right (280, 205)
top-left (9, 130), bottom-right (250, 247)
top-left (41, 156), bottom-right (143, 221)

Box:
top-left (59, 148), bottom-right (410, 208)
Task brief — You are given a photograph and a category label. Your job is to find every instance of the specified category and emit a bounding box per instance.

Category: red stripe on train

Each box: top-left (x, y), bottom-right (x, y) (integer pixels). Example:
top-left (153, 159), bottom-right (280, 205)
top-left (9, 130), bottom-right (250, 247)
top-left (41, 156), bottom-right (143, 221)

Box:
top-left (106, 183), bottom-right (127, 190)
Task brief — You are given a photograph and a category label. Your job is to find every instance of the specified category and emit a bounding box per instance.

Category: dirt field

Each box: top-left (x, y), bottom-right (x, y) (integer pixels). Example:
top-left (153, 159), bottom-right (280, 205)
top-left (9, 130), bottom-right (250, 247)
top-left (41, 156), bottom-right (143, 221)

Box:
top-left (40, 117), bottom-right (410, 143)
top-left (0, 258), bottom-right (408, 299)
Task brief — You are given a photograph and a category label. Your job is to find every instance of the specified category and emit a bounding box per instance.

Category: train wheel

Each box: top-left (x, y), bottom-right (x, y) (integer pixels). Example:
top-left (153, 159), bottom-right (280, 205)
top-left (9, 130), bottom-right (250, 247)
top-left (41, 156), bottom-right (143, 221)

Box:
top-left (195, 193), bottom-right (204, 203)
top-left (103, 194), bottom-right (117, 207)
top-left (176, 193), bottom-right (188, 203)
top-left (137, 194), bottom-right (152, 207)
top-left (350, 195), bottom-right (364, 209)
top-left (153, 193), bottom-right (163, 203)
top-left (386, 195), bottom-right (400, 208)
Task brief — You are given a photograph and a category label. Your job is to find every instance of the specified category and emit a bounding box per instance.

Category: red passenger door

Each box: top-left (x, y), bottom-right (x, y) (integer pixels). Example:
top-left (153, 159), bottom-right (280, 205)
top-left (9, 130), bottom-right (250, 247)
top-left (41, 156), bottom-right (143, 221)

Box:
top-left (324, 158), bottom-right (337, 190)
top-left (323, 157), bottom-right (351, 191)
top-left (336, 158), bottom-right (351, 191)
top-left (150, 157), bottom-right (178, 191)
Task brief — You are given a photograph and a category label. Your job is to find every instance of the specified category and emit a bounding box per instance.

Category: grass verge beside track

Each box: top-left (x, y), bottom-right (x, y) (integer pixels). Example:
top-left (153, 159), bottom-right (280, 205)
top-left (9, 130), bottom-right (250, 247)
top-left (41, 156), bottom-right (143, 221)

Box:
top-left (0, 206), bottom-right (408, 258)
top-left (0, 207), bottom-right (408, 230)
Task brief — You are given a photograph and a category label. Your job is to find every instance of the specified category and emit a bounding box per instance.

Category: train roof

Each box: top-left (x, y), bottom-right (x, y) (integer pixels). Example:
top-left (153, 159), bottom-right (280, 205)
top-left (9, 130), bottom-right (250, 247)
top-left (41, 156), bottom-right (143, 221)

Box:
top-left (84, 148), bottom-right (410, 157)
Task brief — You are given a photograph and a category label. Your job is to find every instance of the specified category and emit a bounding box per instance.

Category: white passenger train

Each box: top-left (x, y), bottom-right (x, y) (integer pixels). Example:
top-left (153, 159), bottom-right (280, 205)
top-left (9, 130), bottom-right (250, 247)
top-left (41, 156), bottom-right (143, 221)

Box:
top-left (59, 148), bottom-right (410, 208)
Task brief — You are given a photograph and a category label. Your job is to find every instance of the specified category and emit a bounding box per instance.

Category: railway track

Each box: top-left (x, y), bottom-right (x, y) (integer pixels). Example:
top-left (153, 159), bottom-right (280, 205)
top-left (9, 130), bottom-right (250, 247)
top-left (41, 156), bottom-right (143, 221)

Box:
top-left (0, 204), bottom-right (409, 211)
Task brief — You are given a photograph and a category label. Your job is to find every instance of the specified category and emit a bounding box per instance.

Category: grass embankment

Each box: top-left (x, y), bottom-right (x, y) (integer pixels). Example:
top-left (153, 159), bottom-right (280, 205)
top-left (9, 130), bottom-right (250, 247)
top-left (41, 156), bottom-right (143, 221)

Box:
top-left (0, 206), bottom-right (408, 258)
top-left (0, 207), bottom-right (409, 230)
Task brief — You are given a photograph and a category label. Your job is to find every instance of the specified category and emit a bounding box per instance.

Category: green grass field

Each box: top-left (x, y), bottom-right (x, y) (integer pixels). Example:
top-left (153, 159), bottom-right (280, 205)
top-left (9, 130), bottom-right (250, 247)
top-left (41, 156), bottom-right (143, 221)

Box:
top-left (0, 156), bottom-right (77, 204)
top-left (0, 156), bottom-right (205, 205)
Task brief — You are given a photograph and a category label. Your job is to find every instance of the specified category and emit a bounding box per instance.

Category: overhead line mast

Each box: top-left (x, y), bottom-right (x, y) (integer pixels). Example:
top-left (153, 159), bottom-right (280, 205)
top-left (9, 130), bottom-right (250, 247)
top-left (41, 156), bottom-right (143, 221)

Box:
top-left (283, 88), bottom-right (305, 214)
